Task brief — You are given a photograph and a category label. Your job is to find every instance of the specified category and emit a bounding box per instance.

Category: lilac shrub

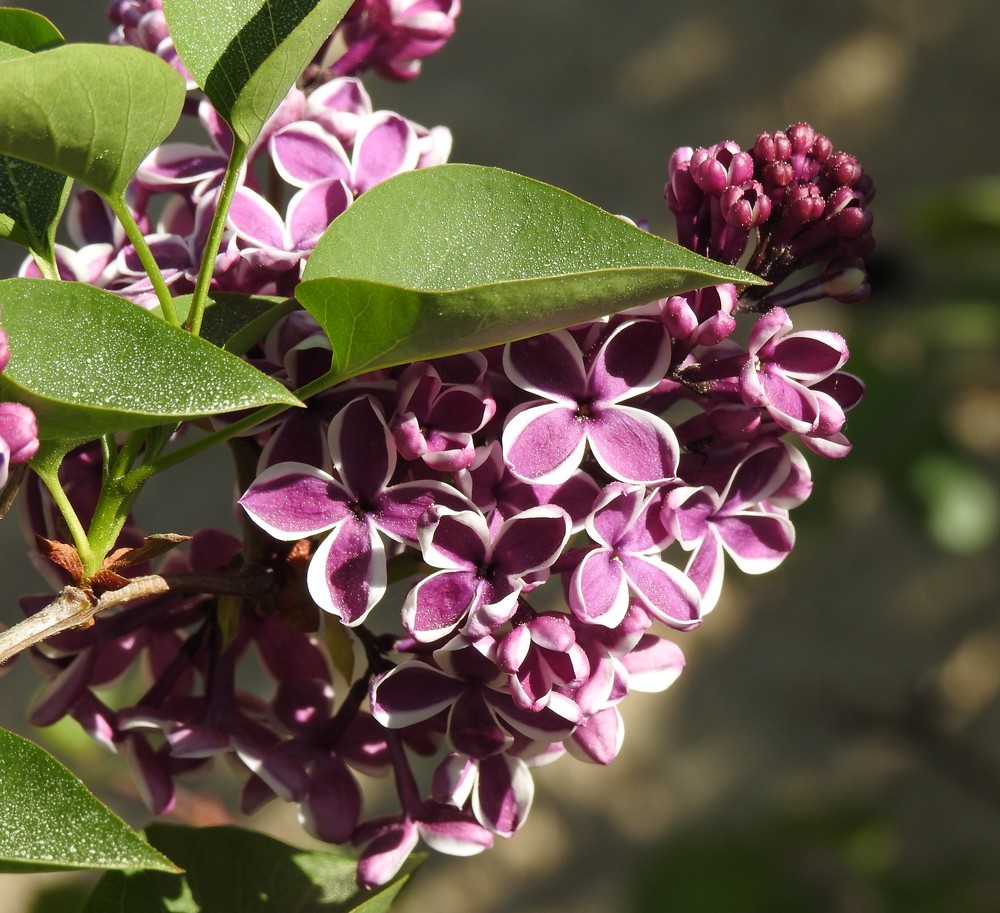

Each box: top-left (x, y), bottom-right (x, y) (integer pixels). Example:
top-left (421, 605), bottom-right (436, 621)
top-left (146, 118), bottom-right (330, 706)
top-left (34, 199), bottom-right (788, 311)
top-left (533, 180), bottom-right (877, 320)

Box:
top-left (1, 1), bottom-right (874, 894)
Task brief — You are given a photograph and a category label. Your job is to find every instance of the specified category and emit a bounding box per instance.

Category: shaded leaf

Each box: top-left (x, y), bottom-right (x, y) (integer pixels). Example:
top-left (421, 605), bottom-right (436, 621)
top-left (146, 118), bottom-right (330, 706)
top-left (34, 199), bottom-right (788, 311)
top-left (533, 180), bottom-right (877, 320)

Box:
top-left (0, 15), bottom-right (69, 258)
top-left (167, 292), bottom-right (296, 352)
top-left (0, 728), bottom-right (178, 874)
top-left (297, 165), bottom-right (763, 384)
top-left (83, 824), bottom-right (423, 913)
top-left (0, 44), bottom-right (185, 198)
top-left (0, 279), bottom-right (301, 441)
top-left (163, 0), bottom-right (353, 146)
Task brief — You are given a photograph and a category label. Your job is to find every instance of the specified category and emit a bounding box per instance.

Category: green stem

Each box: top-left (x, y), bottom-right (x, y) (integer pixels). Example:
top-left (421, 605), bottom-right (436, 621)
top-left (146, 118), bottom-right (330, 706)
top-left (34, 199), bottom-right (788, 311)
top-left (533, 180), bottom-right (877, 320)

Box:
top-left (29, 248), bottom-right (60, 281)
top-left (32, 461), bottom-right (95, 574)
top-left (186, 138), bottom-right (250, 337)
top-left (106, 194), bottom-right (180, 327)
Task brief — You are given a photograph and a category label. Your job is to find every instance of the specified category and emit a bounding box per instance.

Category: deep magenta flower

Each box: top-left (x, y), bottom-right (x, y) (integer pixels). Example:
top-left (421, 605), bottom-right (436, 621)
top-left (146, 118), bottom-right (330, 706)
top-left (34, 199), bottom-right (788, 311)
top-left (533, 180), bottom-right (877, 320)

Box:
top-left (240, 396), bottom-right (472, 625)
top-left (390, 361), bottom-right (496, 471)
top-left (663, 439), bottom-right (797, 612)
top-left (226, 180), bottom-right (353, 272)
top-left (496, 613), bottom-right (590, 712)
top-left (569, 484), bottom-right (701, 630)
top-left (456, 441), bottom-right (599, 536)
top-left (326, 0), bottom-right (461, 81)
top-left (402, 505), bottom-right (571, 642)
top-left (739, 306), bottom-right (849, 435)
top-left (370, 635), bottom-right (579, 760)
top-left (432, 749), bottom-right (534, 837)
top-left (502, 319), bottom-right (679, 485)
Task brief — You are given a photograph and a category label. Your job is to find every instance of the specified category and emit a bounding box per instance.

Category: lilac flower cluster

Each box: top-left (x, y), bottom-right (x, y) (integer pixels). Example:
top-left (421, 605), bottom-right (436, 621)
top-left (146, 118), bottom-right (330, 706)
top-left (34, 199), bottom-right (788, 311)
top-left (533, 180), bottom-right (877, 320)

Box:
top-left (14, 3), bottom-right (874, 891)
top-left (0, 314), bottom-right (38, 490)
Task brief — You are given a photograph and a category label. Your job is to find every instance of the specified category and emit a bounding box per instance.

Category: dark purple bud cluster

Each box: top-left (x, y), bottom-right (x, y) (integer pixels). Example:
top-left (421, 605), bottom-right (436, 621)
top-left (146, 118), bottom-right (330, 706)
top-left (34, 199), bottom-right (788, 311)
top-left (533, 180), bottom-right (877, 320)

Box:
top-left (666, 123), bottom-right (874, 312)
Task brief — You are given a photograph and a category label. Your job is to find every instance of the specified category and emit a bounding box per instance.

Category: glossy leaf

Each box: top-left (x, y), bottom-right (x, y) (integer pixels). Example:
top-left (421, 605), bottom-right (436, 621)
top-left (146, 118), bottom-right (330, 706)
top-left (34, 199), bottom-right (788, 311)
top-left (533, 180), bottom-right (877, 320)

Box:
top-left (84, 824), bottom-right (423, 913)
top-left (297, 164), bottom-right (764, 384)
top-left (0, 44), bottom-right (185, 198)
top-left (163, 0), bottom-right (353, 146)
top-left (0, 15), bottom-right (69, 258)
top-left (0, 279), bottom-right (301, 440)
top-left (0, 728), bottom-right (178, 874)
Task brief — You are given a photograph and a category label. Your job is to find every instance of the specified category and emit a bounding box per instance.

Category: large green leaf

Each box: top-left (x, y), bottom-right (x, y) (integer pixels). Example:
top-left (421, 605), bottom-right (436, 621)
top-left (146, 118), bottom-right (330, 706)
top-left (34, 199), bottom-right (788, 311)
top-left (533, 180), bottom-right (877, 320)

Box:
top-left (163, 0), bottom-right (353, 146)
top-left (0, 43), bottom-right (185, 198)
top-left (84, 824), bottom-right (423, 913)
top-left (0, 727), bottom-right (178, 874)
top-left (0, 14), bottom-right (69, 259)
top-left (0, 279), bottom-right (301, 440)
top-left (297, 164), bottom-right (764, 384)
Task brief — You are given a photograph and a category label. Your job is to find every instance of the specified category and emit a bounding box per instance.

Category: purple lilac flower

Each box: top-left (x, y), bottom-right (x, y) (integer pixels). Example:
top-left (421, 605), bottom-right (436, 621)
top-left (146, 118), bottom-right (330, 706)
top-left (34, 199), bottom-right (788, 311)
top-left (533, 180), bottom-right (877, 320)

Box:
top-left (239, 395), bottom-right (473, 625)
top-left (313, 0), bottom-right (461, 82)
top-left (663, 439), bottom-right (797, 612)
top-left (402, 505), bottom-right (571, 642)
top-left (569, 484), bottom-right (701, 630)
top-left (502, 319), bottom-right (679, 485)
top-left (107, 0), bottom-right (195, 87)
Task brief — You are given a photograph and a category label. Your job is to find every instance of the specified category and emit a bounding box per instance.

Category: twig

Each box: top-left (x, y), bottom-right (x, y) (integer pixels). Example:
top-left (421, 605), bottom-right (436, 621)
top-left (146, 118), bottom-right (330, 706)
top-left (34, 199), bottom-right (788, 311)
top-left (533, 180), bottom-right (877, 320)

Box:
top-left (0, 568), bottom-right (275, 667)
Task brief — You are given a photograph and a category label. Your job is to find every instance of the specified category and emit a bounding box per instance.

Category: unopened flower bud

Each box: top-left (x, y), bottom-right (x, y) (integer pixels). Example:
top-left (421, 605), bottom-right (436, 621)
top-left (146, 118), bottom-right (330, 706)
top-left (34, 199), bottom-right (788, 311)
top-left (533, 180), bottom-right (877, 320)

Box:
top-left (721, 181), bottom-right (772, 229)
top-left (0, 402), bottom-right (39, 465)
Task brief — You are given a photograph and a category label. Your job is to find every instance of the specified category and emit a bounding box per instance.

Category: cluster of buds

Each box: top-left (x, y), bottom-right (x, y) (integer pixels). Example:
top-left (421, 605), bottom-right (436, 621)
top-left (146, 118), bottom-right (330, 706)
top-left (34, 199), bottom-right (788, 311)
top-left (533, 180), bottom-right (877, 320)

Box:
top-left (666, 123), bottom-right (874, 315)
top-left (14, 3), bottom-right (874, 891)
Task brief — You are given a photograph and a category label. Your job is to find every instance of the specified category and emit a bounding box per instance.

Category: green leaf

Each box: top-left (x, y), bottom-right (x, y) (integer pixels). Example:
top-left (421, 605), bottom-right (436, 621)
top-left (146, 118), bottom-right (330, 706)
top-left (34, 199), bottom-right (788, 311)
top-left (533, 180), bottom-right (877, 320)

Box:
top-left (83, 824), bottom-right (423, 913)
top-left (0, 279), bottom-right (301, 440)
top-left (0, 44), bottom-right (186, 198)
top-left (163, 0), bottom-right (353, 146)
top-left (0, 8), bottom-right (64, 51)
top-left (0, 727), bottom-right (178, 873)
top-left (297, 164), bottom-right (764, 384)
top-left (0, 14), bottom-right (69, 259)
top-left (165, 292), bottom-right (298, 352)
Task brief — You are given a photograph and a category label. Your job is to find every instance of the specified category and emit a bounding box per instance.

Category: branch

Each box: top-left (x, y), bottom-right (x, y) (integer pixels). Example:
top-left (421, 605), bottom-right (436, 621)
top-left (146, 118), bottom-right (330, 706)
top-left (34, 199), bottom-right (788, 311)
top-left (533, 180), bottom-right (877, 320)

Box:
top-left (0, 568), bottom-right (275, 667)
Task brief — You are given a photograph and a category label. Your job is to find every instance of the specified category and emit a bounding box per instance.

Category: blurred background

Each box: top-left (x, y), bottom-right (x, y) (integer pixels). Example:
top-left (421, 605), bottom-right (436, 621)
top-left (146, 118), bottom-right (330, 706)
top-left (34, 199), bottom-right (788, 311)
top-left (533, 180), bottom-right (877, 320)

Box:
top-left (2, 1), bottom-right (1000, 911)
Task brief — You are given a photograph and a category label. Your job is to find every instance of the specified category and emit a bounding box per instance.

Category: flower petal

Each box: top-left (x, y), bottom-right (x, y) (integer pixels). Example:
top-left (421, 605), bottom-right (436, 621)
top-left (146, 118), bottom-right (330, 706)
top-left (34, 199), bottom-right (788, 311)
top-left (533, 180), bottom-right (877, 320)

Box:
top-left (307, 517), bottom-right (385, 625)
top-left (240, 463), bottom-right (349, 538)
top-left (587, 405), bottom-right (679, 484)
top-left (502, 401), bottom-right (586, 484)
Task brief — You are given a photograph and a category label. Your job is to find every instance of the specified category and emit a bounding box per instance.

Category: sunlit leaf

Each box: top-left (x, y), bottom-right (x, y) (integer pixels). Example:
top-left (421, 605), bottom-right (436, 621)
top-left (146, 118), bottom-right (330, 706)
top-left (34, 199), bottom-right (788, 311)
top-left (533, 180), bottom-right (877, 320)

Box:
top-left (0, 279), bottom-right (301, 440)
top-left (0, 8), bottom-right (63, 51)
top-left (297, 164), bottom-right (763, 385)
top-left (0, 44), bottom-right (185, 198)
top-left (0, 728), bottom-right (178, 874)
top-left (163, 0), bottom-right (353, 146)
top-left (83, 824), bottom-right (423, 913)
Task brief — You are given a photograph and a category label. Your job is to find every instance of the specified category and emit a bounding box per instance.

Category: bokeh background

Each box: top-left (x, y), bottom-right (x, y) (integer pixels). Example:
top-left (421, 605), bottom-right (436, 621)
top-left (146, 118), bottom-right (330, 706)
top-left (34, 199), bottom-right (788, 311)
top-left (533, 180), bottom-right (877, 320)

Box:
top-left (2, 1), bottom-right (1000, 911)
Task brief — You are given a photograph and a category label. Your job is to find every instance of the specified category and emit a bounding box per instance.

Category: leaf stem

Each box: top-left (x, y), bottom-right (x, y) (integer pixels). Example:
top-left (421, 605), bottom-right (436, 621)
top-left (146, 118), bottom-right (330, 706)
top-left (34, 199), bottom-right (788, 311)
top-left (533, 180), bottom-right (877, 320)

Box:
top-left (31, 458), bottom-right (95, 573)
top-left (186, 139), bottom-right (249, 337)
top-left (107, 194), bottom-right (180, 327)
top-left (29, 249), bottom-right (60, 281)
